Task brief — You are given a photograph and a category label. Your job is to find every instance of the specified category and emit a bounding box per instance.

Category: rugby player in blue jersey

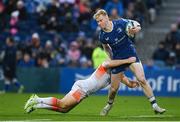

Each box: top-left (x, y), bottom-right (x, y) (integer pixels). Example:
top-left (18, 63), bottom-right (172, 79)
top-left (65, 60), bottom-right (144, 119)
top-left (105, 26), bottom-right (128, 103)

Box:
top-left (93, 9), bottom-right (166, 116)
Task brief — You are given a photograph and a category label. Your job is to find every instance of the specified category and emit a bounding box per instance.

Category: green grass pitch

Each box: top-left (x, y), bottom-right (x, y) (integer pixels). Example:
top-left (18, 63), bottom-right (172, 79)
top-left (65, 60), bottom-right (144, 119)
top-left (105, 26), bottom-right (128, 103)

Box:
top-left (0, 93), bottom-right (180, 121)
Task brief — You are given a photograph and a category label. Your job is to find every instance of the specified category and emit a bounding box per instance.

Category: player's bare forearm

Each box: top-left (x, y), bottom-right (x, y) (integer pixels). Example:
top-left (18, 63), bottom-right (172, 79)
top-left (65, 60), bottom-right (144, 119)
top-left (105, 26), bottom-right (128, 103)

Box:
top-left (104, 57), bottom-right (136, 68)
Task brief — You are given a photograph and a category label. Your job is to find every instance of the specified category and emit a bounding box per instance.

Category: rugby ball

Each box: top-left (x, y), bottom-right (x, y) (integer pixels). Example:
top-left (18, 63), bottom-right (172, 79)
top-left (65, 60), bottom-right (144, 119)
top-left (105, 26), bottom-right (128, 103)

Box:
top-left (126, 20), bottom-right (140, 37)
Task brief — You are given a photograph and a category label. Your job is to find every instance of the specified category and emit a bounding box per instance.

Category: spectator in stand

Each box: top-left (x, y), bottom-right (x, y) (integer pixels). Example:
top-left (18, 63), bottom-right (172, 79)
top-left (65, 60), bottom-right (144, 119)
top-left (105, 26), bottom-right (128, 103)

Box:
top-left (53, 43), bottom-right (67, 67)
top-left (29, 33), bottom-right (43, 60)
top-left (77, 0), bottom-right (91, 24)
top-left (36, 52), bottom-right (49, 68)
top-left (152, 41), bottom-right (169, 67)
top-left (144, 59), bottom-right (160, 71)
top-left (166, 52), bottom-right (177, 68)
top-left (18, 53), bottom-right (35, 67)
top-left (146, 0), bottom-right (157, 23)
top-left (174, 43), bottom-right (180, 64)
top-left (165, 23), bottom-right (180, 50)
top-left (79, 40), bottom-right (93, 68)
top-left (45, 40), bottom-right (53, 56)
top-left (77, 35), bottom-right (93, 66)
top-left (9, 11), bottom-right (19, 35)
top-left (43, 40), bottom-right (55, 66)
top-left (67, 41), bottom-right (81, 67)
top-left (24, 0), bottom-right (37, 14)
top-left (45, 0), bottom-right (61, 31)
top-left (104, 0), bottom-right (124, 17)
top-left (109, 8), bottom-right (120, 20)
top-left (79, 56), bottom-right (92, 68)
top-left (16, 0), bottom-right (27, 20)
top-left (124, 2), bottom-right (135, 20)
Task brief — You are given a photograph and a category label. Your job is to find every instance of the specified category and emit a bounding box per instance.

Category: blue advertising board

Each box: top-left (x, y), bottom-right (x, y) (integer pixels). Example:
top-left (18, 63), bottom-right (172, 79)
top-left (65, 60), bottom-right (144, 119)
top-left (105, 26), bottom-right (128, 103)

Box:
top-left (59, 67), bottom-right (180, 97)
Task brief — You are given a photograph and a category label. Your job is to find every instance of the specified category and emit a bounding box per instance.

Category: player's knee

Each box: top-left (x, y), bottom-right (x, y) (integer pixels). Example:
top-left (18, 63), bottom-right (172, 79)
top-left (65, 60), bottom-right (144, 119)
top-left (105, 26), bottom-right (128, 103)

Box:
top-left (58, 100), bottom-right (68, 109)
top-left (110, 87), bottom-right (118, 93)
top-left (137, 76), bottom-right (147, 85)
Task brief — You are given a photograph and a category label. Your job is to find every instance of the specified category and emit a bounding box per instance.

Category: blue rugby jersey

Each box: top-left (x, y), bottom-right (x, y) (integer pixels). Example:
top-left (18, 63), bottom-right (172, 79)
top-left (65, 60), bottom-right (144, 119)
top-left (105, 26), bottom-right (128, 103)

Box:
top-left (99, 18), bottom-right (137, 59)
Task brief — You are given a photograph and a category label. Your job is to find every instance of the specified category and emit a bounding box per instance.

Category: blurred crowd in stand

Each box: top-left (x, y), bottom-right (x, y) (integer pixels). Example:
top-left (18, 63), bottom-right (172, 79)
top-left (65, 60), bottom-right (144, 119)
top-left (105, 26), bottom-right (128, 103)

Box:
top-left (0, 0), bottom-right (171, 69)
top-left (152, 20), bottom-right (180, 69)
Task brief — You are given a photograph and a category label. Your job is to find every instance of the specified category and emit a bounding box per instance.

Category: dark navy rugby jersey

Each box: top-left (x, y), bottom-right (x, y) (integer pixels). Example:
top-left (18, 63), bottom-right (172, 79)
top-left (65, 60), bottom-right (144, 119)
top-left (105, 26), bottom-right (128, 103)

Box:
top-left (99, 18), bottom-right (137, 59)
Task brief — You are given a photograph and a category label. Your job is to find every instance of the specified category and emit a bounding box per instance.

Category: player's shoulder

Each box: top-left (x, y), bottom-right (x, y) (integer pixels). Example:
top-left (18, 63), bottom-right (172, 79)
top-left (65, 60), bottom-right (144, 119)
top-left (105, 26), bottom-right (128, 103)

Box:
top-left (113, 18), bottom-right (128, 23)
top-left (113, 18), bottom-right (128, 28)
top-left (99, 30), bottom-right (104, 36)
top-left (99, 30), bottom-right (106, 41)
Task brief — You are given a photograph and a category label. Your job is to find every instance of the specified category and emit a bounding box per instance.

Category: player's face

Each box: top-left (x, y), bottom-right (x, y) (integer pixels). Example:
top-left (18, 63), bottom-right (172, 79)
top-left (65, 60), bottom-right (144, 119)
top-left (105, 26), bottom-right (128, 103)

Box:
top-left (96, 15), bottom-right (108, 29)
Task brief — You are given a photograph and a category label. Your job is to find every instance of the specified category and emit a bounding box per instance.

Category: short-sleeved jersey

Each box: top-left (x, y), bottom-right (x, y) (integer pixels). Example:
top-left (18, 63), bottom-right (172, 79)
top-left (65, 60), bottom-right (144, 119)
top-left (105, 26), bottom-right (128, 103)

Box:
top-left (99, 18), bottom-right (140, 73)
top-left (99, 18), bottom-right (135, 58)
top-left (71, 62), bottom-right (110, 96)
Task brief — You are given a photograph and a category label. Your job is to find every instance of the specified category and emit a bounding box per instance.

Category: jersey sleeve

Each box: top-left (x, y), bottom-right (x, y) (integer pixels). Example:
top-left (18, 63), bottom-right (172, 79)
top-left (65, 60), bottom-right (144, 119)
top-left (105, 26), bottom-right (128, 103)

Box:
top-left (119, 18), bottom-right (129, 29)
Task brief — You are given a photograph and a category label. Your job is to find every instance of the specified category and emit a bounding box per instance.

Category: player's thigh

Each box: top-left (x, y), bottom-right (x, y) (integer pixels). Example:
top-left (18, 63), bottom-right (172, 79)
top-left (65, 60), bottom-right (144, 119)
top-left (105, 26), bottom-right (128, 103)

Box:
top-left (129, 62), bottom-right (145, 81)
top-left (111, 72), bottom-right (124, 89)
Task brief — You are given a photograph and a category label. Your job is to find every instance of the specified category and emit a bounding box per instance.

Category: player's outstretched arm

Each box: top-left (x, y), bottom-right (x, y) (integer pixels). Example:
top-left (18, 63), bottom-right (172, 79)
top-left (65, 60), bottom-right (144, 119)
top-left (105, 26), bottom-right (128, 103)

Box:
top-left (104, 57), bottom-right (136, 68)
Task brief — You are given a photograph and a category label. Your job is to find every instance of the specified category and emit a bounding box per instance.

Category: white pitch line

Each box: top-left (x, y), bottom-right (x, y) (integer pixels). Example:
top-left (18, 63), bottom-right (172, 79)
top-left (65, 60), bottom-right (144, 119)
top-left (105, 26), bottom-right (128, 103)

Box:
top-left (24, 118), bottom-right (52, 121)
top-left (116, 114), bottom-right (176, 118)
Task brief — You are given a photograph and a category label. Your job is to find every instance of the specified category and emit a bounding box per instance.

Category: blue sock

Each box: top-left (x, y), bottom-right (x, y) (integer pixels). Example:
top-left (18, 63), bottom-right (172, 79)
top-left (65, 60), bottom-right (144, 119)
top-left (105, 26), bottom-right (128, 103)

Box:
top-left (14, 82), bottom-right (21, 88)
top-left (5, 84), bottom-right (10, 91)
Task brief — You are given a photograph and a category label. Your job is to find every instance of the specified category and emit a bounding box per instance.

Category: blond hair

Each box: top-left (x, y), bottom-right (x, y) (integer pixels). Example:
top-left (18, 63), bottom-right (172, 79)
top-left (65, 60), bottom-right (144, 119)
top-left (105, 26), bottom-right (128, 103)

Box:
top-left (93, 9), bottom-right (108, 19)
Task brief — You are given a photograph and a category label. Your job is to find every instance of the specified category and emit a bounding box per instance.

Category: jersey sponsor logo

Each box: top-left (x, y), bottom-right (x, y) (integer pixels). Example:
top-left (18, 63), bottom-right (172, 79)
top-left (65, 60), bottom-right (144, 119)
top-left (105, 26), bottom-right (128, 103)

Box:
top-left (111, 35), bottom-right (126, 46)
top-left (105, 37), bottom-right (109, 41)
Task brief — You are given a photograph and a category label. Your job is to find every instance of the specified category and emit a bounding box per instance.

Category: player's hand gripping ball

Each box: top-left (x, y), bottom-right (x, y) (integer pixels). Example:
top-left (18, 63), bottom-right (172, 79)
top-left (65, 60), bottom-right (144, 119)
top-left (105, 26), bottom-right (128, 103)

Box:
top-left (126, 20), bottom-right (140, 37)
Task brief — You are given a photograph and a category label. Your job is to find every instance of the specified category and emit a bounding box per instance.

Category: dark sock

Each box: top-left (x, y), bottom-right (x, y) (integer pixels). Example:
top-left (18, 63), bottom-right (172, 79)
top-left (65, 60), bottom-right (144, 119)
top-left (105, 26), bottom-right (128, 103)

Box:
top-left (14, 82), bottom-right (21, 88)
top-left (5, 84), bottom-right (10, 91)
top-left (149, 96), bottom-right (157, 107)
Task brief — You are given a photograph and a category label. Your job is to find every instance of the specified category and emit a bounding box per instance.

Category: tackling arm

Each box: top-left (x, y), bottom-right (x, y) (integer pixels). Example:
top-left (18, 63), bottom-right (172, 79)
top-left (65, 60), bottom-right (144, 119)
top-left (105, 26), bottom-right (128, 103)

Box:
top-left (104, 57), bottom-right (136, 69)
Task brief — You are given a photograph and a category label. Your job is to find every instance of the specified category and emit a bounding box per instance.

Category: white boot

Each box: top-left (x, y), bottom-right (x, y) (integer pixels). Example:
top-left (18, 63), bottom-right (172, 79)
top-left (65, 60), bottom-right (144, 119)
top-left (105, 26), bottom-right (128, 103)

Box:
top-left (100, 103), bottom-right (113, 116)
top-left (153, 104), bottom-right (166, 114)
